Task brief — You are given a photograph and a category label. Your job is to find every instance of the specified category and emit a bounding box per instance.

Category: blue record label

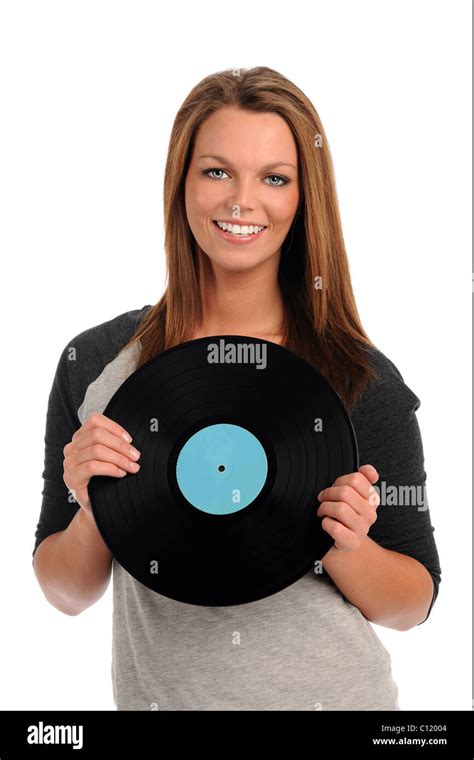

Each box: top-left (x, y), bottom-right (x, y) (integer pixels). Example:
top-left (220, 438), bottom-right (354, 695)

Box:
top-left (176, 423), bottom-right (268, 515)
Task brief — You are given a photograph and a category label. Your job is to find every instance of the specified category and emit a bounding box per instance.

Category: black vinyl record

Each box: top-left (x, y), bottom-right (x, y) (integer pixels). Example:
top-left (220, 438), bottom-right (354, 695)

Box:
top-left (88, 336), bottom-right (358, 606)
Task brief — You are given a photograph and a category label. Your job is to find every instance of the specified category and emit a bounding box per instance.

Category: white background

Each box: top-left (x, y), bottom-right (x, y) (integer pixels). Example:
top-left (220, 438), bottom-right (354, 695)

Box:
top-left (0, 0), bottom-right (471, 710)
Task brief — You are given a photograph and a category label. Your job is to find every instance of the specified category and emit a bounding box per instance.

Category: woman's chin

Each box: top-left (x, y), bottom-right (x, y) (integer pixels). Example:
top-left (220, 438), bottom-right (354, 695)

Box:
top-left (204, 249), bottom-right (278, 272)
top-left (214, 258), bottom-right (268, 273)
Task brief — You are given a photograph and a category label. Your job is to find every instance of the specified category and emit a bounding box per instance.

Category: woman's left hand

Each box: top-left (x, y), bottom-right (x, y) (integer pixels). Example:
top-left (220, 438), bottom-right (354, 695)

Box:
top-left (316, 464), bottom-right (381, 551)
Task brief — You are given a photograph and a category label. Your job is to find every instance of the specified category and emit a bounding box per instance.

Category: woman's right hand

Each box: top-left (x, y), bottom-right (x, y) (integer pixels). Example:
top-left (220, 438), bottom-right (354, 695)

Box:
top-left (63, 412), bottom-right (141, 516)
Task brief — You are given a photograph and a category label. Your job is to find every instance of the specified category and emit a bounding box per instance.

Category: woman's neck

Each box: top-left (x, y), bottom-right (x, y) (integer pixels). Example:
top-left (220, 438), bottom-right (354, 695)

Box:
top-left (192, 251), bottom-right (285, 342)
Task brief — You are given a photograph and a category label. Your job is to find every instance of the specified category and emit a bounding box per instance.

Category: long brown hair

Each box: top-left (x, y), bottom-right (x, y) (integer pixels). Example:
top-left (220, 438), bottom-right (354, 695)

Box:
top-left (123, 66), bottom-right (380, 412)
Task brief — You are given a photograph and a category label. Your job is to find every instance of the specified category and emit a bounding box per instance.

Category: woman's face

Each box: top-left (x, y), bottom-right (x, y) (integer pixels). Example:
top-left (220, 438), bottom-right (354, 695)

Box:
top-left (184, 106), bottom-right (300, 273)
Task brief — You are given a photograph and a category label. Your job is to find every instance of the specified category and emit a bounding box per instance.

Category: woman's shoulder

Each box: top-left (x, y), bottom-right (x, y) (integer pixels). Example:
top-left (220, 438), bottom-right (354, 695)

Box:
top-left (351, 343), bottom-right (421, 417)
top-left (364, 344), bottom-right (409, 384)
top-left (52, 305), bottom-right (152, 399)
top-left (65, 304), bottom-right (152, 354)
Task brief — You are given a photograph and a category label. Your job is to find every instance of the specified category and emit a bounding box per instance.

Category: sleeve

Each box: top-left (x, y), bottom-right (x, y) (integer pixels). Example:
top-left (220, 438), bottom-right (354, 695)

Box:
top-left (351, 357), bottom-right (442, 624)
top-left (32, 342), bottom-right (82, 561)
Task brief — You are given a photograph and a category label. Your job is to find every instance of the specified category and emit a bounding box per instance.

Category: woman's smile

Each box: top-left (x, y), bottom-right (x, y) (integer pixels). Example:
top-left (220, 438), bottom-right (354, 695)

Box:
top-left (211, 218), bottom-right (268, 245)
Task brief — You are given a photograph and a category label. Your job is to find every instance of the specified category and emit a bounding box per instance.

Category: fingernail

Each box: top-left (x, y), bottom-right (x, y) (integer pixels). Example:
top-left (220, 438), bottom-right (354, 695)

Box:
top-left (122, 431), bottom-right (133, 443)
top-left (130, 447), bottom-right (141, 460)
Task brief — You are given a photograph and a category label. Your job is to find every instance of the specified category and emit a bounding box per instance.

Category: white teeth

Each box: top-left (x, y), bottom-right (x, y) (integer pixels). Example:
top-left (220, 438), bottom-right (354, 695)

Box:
top-left (215, 220), bottom-right (266, 235)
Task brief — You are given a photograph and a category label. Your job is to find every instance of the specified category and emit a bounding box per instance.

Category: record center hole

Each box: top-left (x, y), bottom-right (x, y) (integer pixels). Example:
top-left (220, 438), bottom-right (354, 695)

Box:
top-left (218, 465), bottom-right (225, 472)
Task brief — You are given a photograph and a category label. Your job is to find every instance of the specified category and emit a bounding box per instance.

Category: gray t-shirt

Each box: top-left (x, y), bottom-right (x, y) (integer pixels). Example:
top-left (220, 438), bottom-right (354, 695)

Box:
top-left (33, 306), bottom-right (442, 710)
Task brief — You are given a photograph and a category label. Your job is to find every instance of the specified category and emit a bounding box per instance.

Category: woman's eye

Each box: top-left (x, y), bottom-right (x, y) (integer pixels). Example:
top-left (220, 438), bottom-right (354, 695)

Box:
top-left (204, 169), bottom-right (229, 180)
top-left (264, 175), bottom-right (288, 187)
top-left (202, 169), bottom-right (288, 187)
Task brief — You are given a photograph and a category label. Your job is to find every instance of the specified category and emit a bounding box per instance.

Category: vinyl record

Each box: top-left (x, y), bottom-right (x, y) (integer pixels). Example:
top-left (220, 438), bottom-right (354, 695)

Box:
top-left (88, 335), bottom-right (359, 606)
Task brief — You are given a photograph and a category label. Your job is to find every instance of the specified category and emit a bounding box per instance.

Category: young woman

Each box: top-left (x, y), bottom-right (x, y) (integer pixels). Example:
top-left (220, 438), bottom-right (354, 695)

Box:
top-left (33, 66), bottom-right (441, 710)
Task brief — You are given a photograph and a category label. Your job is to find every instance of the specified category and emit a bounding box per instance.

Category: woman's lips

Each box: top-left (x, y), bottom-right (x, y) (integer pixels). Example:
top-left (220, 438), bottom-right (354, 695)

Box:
top-left (212, 220), bottom-right (267, 245)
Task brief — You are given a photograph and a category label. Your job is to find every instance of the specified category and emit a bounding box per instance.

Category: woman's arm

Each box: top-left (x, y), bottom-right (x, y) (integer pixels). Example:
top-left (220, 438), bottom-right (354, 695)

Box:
top-left (318, 464), bottom-right (436, 631)
top-left (322, 533), bottom-right (434, 630)
top-left (33, 507), bottom-right (113, 616)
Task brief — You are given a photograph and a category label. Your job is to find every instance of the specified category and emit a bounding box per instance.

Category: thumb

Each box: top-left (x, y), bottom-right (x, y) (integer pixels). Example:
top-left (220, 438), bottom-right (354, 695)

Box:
top-left (358, 463), bottom-right (379, 485)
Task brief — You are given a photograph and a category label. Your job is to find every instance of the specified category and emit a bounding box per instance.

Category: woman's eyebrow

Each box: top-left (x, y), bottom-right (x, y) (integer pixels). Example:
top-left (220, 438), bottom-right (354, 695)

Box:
top-left (198, 154), bottom-right (297, 171)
